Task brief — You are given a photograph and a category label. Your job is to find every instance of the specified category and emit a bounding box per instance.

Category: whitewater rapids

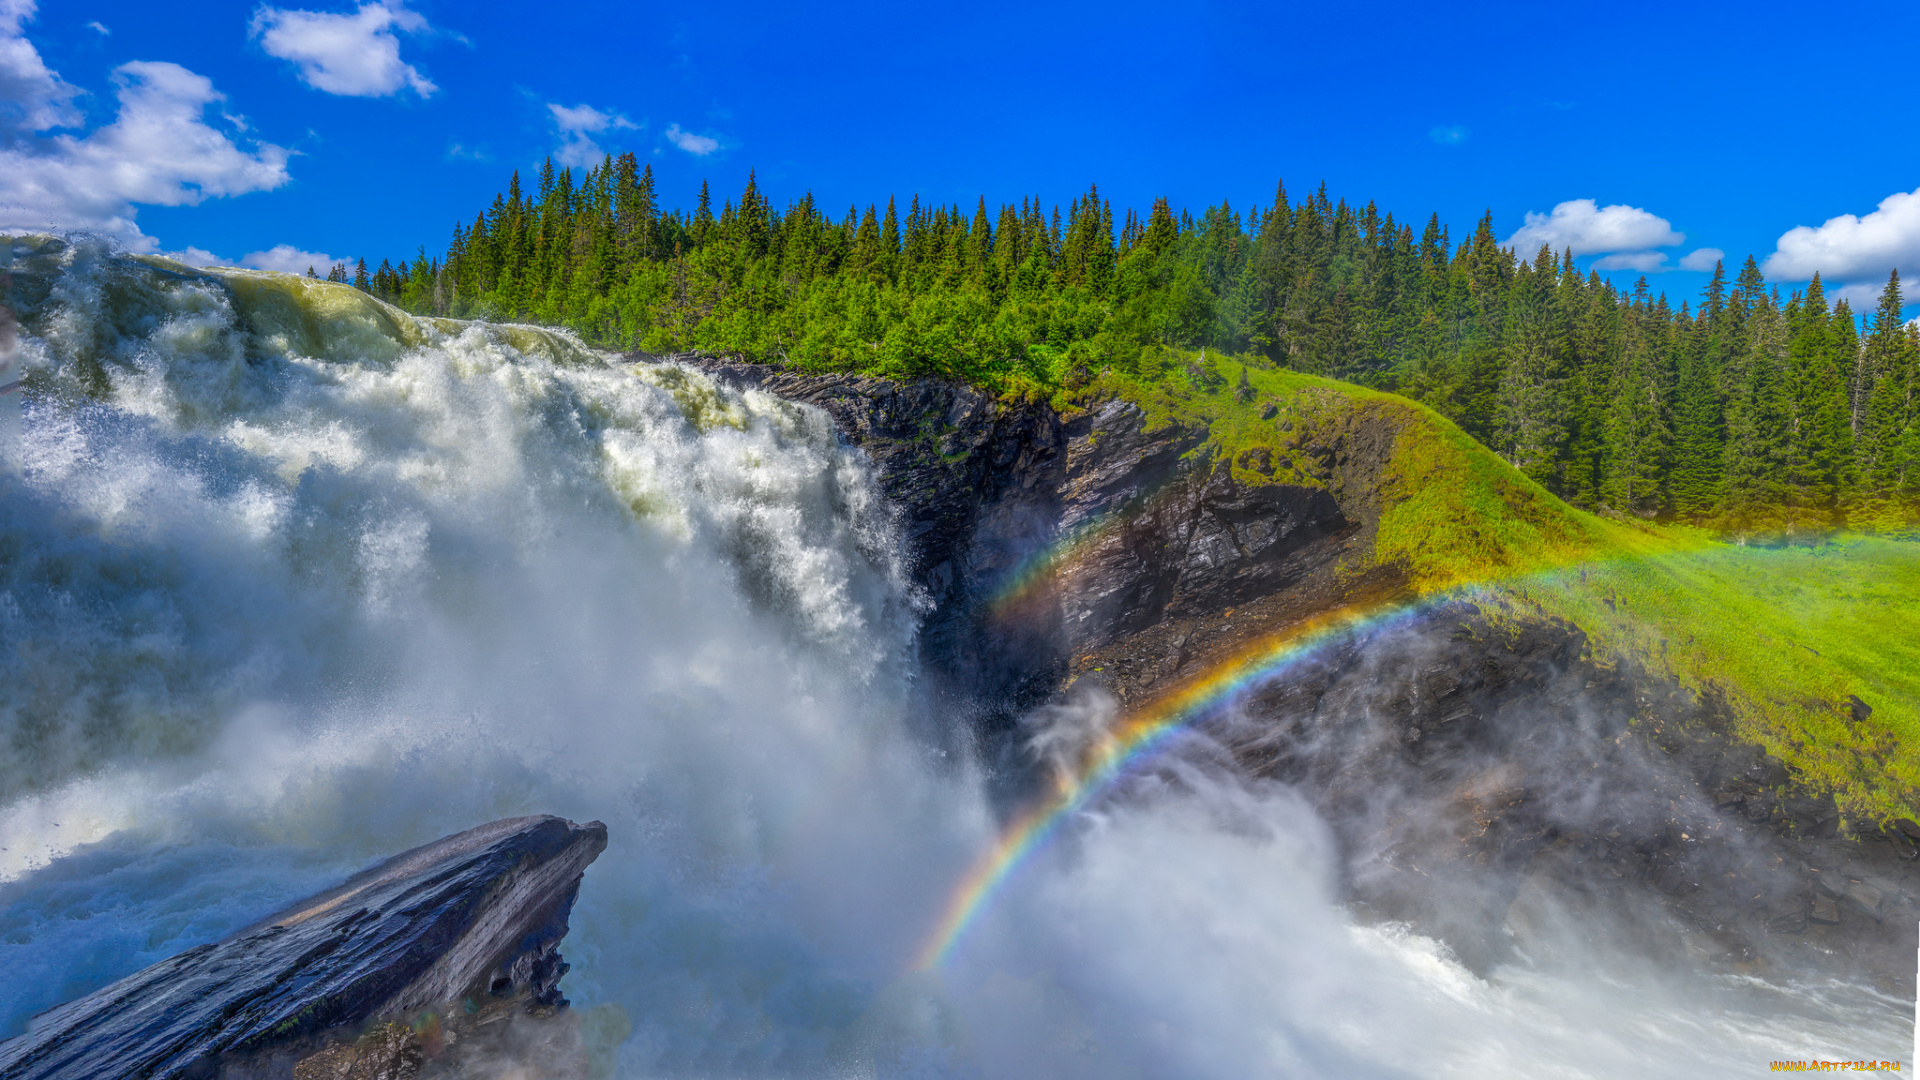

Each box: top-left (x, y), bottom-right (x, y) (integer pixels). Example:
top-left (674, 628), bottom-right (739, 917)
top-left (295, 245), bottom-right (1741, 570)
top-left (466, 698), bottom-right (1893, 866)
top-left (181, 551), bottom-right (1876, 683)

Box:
top-left (0, 236), bottom-right (1906, 1078)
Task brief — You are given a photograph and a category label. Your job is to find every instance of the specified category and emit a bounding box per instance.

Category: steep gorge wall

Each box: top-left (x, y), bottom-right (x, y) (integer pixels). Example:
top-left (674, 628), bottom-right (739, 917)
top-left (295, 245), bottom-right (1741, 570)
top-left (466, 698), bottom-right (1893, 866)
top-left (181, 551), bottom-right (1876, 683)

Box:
top-left (677, 358), bottom-right (1398, 720)
top-left (681, 355), bottom-right (1920, 998)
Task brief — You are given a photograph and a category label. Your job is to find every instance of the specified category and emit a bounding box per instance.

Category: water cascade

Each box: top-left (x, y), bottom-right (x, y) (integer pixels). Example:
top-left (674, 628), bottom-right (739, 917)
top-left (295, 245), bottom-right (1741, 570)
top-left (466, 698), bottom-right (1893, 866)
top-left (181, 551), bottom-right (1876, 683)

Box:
top-left (0, 237), bottom-right (1906, 1078)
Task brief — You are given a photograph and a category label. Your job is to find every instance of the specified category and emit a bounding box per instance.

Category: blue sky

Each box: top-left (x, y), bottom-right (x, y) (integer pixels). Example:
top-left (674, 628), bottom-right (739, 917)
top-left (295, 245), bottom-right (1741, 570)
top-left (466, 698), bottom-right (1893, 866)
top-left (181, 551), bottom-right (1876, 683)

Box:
top-left (5, 0), bottom-right (1919, 309)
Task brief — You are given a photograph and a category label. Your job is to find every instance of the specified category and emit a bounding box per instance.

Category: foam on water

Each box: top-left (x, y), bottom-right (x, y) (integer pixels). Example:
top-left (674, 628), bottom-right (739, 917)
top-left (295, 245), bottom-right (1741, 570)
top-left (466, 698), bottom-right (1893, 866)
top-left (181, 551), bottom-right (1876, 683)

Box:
top-left (0, 236), bottom-right (1907, 1077)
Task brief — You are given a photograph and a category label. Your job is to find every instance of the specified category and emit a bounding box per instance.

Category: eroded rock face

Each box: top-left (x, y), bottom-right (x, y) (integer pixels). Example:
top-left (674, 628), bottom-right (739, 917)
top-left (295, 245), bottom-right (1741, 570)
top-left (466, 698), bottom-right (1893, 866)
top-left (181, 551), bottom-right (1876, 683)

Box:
top-left (680, 355), bottom-right (1917, 999)
top-left (1204, 605), bottom-right (1920, 990)
top-left (675, 358), bottom-right (1399, 770)
top-left (0, 815), bottom-right (606, 1080)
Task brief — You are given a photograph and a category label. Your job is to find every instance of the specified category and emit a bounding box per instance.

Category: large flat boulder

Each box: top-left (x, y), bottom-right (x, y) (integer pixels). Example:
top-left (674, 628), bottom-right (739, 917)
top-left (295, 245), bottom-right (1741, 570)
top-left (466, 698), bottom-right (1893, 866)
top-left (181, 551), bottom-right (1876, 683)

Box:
top-left (0, 815), bottom-right (607, 1080)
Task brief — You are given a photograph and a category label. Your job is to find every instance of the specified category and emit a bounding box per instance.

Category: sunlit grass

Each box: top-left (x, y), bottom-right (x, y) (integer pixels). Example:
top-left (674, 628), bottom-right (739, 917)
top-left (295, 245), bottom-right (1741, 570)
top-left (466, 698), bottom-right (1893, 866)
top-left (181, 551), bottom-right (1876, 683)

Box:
top-left (1085, 348), bottom-right (1920, 820)
top-left (1511, 536), bottom-right (1920, 820)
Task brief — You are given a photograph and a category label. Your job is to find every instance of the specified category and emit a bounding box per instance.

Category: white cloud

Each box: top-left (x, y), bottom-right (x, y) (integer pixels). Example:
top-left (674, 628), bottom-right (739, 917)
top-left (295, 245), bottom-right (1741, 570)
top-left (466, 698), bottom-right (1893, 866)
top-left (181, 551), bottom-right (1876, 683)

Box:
top-left (664, 122), bottom-right (719, 156)
top-left (0, 52), bottom-right (291, 247)
top-left (1831, 281), bottom-right (1885, 312)
top-left (252, 2), bottom-right (436, 98)
top-left (86, 20), bottom-right (108, 35)
top-left (240, 244), bottom-right (346, 274)
top-left (1428, 125), bottom-right (1467, 145)
top-left (1763, 188), bottom-right (1920, 284)
top-left (1504, 198), bottom-right (1684, 256)
top-left (0, 0), bottom-right (82, 136)
top-left (547, 102), bottom-right (636, 168)
top-left (1592, 251), bottom-right (1668, 273)
top-left (1677, 247), bottom-right (1723, 272)
top-left (159, 245), bottom-right (223, 266)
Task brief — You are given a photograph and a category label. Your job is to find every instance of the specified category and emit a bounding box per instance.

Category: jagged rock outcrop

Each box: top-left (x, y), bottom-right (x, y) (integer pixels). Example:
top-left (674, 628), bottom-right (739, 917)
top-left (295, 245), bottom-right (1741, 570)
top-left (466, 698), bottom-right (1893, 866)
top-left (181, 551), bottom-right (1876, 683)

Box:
top-left (672, 357), bottom-right (1400, 748)
top-left (0, 815), bottom-right (607, 1080)
top-left (674, 355), bottom-right (1918, 1000)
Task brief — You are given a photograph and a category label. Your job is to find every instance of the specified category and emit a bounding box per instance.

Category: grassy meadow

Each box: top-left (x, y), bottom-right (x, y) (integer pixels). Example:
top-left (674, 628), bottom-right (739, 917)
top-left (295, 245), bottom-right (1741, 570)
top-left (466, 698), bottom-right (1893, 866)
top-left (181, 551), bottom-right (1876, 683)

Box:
top-left (1082, 348), bottom-right (1920, 821)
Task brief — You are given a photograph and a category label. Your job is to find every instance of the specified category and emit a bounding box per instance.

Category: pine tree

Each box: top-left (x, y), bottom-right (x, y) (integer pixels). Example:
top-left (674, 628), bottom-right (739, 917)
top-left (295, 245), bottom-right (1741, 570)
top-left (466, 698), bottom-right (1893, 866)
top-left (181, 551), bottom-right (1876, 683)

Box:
top-left (1720, 288), bottom-right (1792, 535)
top-left (1495, 245), bottom-right (1566, 484)
top-left (1855, 272), bottom-right (1918, 529)
top-left (1781, 275), bottom-right (1850, 524)
top-left (692, 179), bottom-right (715, 248)
top-left (1600, 279), bottom-right (1671, 515)
top-left (371, 162), bottom-right (1907, 542)
top-left (880, 195), bottom-right (901, 282)
top-left (1667, 263), bottom-right (1727, 517)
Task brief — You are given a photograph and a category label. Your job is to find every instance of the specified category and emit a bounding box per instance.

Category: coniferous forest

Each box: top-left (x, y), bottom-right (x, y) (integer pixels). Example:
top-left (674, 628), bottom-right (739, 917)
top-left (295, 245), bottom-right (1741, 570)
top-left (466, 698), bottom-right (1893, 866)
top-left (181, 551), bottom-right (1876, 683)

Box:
top-left (338, 154), bottom-right (1920, 534)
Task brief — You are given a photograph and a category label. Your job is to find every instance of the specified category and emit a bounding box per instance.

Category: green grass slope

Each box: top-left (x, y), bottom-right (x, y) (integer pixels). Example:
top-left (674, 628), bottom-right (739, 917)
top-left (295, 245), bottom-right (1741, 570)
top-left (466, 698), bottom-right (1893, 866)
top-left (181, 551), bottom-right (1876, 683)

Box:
top-left (1086, 348), bottom-right (1920, 822)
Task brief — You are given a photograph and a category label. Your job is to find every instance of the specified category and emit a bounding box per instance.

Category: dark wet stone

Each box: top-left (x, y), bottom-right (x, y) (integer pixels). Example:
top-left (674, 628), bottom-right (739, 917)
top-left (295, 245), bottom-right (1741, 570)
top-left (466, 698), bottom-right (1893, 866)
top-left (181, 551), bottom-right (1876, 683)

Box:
top-left (0, 816), bottom-right (606, 1080)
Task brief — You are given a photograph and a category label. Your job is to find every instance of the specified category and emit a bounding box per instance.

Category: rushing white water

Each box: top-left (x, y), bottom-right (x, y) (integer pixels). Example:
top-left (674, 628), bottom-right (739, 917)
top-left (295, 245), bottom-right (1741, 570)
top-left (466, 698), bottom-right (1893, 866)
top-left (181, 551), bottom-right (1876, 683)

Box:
top-left (0, 236), bottom-right (1907, 1078)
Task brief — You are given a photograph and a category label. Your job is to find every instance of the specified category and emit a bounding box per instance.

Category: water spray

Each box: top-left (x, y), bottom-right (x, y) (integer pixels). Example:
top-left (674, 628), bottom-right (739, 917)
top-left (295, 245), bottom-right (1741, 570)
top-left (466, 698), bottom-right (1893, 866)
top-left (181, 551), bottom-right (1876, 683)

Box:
top-left (0, 235), bottom-right (17, 476)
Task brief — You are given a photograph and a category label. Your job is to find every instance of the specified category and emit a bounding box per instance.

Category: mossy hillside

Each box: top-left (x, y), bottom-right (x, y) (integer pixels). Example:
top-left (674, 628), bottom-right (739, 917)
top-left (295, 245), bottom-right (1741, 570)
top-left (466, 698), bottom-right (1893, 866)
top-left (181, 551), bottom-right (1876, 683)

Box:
top-left (1088, 348), bottom-right (1641, 589)
top-left (1088, 348), bottom-right (1920, 821)
top-left (1504, 537), bottom-right (1920, 821)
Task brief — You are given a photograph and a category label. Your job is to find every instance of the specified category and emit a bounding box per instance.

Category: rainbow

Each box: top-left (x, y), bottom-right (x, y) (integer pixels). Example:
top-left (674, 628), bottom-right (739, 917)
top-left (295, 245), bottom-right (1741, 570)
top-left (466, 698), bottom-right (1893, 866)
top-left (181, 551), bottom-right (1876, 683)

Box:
top-left (912, 593), bottom-right (1426, 971)
top-left (986, 475), bottom-right (1190, 619)
top-left (918, 470), bottom-right (1741, 971)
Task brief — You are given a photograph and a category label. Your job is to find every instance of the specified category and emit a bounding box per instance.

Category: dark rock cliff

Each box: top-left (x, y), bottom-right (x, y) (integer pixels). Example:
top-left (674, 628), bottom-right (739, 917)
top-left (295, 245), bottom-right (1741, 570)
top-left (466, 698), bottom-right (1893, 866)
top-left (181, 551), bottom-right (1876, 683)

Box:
top-left (1213, 603), bottom-right (1919, 989)
top-left (676, 358), bottom-right (1398, 760)
top-left (680, 355), bottom-right (1919, 999)
top-left (0, 815), bottom-right (607, 1080)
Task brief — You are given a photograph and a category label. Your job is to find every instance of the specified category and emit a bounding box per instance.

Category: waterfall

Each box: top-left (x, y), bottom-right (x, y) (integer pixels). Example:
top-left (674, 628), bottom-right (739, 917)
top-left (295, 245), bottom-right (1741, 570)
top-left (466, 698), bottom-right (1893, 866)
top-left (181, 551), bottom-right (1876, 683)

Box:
top-left (0, 237), bottom-right (1905, 1078)
top-left (1, 238), bottom-right (21, 473)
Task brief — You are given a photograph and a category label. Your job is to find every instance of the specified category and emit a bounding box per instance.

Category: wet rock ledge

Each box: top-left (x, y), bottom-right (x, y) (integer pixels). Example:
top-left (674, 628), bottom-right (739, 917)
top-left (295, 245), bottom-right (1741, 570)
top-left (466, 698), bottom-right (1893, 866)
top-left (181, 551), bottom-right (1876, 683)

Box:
top-left (0, 815), bottom-right (607, 1080)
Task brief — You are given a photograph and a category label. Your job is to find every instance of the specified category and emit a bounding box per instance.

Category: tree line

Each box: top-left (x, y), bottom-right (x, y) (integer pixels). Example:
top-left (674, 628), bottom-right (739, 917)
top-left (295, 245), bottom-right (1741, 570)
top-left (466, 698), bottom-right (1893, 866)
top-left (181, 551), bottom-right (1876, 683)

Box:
top-left (351, 154), bottom-right (1920, 533)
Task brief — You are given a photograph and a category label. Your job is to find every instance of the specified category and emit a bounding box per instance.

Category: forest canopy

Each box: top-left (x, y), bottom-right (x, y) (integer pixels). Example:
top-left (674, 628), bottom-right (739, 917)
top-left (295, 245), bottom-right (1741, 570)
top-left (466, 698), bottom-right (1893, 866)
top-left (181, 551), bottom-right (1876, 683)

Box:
top-left (343, 155), bottom-right (1920, 535)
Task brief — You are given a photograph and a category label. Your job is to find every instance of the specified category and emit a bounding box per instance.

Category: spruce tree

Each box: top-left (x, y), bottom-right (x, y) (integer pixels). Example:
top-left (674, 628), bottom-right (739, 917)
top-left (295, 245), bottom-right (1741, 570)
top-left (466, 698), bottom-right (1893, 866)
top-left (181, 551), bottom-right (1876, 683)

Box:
top-left (1668, 291), bottom-right (1724, 517)
top-left (1494, 245), bottom-right (1566, 485)
top-left (1782, 275), bottom-right (1850, 523)
top-left (1856, 274), bottom-right (1918, 529)
top-left (1600, 279), bottom-right (1671, 515)
top-left (1720, 290), bottom-right (1792, 535)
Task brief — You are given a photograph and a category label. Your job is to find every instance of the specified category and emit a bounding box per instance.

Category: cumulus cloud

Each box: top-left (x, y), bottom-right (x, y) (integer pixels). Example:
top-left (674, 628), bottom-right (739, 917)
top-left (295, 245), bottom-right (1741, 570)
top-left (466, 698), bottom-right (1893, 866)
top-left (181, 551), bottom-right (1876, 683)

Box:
top-left (0, 47), bottom-right (291, 247)
top-left (1677, 248), bottom-right (1723, 272)
top-left (156, 245), bottom-right (223, 266)
top-left (86, 20), bottom-right (108, 35)
top-left (240, 244), bottom-right (346, 274)
top-left (252, 2), bottom-right (436, 98)
top-left (548, 102), bottom-right (636, 168)
top-left (1763, 189), bottom-right (1920, 284)
top-left (0, 0), bottom-right (82, 136)
top-left (664, 122), bottom-right (719, 156)
top-left (1831, 281), bottom-right (1887, 312)
top-left (1592, 251), bottom-right (1668, 273)
top-left (1505, 198), bottom-right (1684, 256)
